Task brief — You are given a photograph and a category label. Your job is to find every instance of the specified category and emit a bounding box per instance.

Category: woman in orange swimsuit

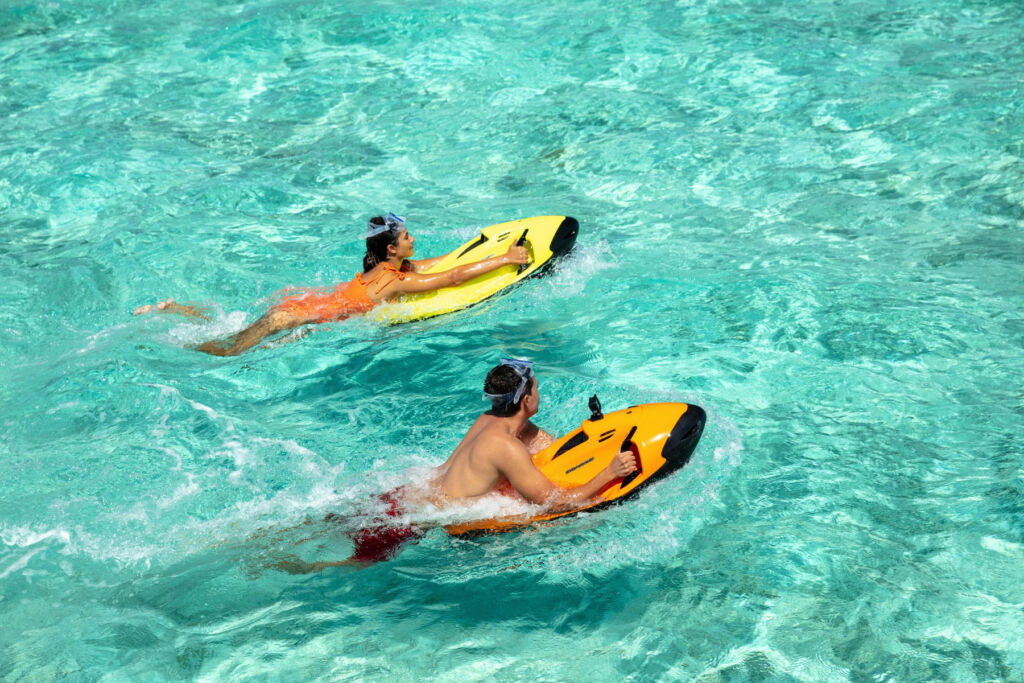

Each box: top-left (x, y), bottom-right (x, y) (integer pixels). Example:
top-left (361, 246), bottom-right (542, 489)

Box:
top-left (135, 213), bottom-right (529, 355)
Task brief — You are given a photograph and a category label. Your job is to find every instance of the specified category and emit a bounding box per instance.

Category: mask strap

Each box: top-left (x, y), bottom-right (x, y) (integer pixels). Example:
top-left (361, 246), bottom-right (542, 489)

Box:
top-left (366, 212), bottom-right (405, 238)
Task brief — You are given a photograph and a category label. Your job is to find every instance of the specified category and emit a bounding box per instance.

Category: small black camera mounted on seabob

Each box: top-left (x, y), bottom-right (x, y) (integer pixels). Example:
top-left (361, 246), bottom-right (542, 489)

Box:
top-left (588, 394), bottom-right (603, 421)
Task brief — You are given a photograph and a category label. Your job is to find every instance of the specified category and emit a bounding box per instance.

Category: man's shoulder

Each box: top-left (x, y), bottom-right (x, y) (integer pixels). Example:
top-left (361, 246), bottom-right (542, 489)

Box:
top-left (473, 423), bottom-right (529, 461)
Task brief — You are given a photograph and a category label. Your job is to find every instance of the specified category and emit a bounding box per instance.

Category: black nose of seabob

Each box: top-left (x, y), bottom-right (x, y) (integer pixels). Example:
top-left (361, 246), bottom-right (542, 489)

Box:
top-left (661, 405), bottom-right (707, 472)
top-left (550, 216), bottom-right (579, 257)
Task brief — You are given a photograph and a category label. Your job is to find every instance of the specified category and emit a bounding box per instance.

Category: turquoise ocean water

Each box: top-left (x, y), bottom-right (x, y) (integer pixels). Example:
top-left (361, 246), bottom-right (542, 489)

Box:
top-left (2, 0), bottom-right (1023, 679)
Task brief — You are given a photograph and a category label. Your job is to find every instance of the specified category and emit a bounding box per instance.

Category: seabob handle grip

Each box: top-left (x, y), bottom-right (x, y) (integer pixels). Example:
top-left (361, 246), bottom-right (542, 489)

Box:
top-left (516, 229), bottom-right (530, 273)
top-left (619, 425), bottom-right (642, 488)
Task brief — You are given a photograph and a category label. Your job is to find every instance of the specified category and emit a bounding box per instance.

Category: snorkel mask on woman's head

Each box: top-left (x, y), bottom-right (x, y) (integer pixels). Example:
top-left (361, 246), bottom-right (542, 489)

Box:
top-left (366, 212), bottom-right (405, 238)
top-left (484, 357), bottom-right (535, 407)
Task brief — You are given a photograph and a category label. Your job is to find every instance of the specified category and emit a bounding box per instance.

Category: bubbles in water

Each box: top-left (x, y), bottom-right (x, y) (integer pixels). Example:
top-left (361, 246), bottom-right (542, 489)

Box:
top-left (158, 309), bottom-right (250, 348)
top-left (535, 239), bottom-right (618, 301)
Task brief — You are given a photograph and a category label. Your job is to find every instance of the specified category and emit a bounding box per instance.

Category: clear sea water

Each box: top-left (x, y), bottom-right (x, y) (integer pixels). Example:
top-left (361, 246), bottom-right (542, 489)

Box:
top-left (1, 0), bottom-right (1022, 680)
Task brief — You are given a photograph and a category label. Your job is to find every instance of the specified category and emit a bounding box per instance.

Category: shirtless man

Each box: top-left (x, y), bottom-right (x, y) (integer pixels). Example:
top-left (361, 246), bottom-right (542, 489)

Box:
top-left (437, 358), bottom-right (637, 508)
top-left (275, 358), bottom-right (636, 572)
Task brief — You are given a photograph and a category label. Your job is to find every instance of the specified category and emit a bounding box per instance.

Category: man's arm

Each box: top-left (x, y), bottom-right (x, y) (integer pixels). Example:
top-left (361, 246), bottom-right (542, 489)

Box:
top-left (497, 440), bottom-right (636, 510)
top-left (518, 420), bottom-right (555, 454)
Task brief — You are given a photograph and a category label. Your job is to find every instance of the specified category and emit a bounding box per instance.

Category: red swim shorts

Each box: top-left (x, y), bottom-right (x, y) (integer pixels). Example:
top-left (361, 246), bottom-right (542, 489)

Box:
top-left (349, 491), bottom-right (421, 563)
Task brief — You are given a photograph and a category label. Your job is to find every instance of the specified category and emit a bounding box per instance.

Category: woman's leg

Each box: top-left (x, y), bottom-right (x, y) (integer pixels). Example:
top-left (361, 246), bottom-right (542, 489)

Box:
top-left (197, 309), bottom-right (306, 356)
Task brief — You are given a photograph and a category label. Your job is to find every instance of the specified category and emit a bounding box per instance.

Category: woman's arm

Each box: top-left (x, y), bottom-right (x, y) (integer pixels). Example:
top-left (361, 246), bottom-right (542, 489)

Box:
top-left (378, 243), bottom-right (529, 298)
top-left (405, 255), bottom-right (448, 272)
top-left (407, 235), bottom-right (488, 272)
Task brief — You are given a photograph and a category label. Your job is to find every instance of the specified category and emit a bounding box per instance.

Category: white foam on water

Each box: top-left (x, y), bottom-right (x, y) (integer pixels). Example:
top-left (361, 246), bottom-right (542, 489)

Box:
top-left (163, 444), bottom-right (356, 542)
top-left (157, 473), bottom-right (200, 509)
top-left (106, 504), bottom-right (151, 524)
top-left (45, 400), bottom-right (82, 415)
top-left (144, 383), bottom-right (235, 433)
top-left (217, 439), bottom-right (253, 485)
top-left (838, 129), bottom-right (896, 168)
top-left (70, 524), bottom-right (164, 568)
top-left (1, 525), bottom-right (73, 549)
top-left (585, 180), bottom-right (642, 206)
top-left (534, 239), bottom-right (617, 301)
top-left (981, 536), bottom-right (1024, 557)
top-left (237, 73), bottom-right (268, 102)
top-left (154, 308), bottom-right (250, 348)
top-left (0, 547), bottom-right (45, 580)
top-left (489, 87), bottom-right (545, 107)
top-left (397, 481), bottom-right (541, 529)
top-left (2, 427), bottom-right (364, 571)
top-left (0, 524), bottom-right (82, 579)
top-left (59, 322), bottom-right (132, 359)
top-left (159, 446), bottom-right (183, 471)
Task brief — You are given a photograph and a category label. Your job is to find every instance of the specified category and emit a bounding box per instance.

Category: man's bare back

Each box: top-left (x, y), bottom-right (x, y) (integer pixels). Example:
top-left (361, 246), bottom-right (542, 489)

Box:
top-left (274, 359), bottom-right (636, 573)
top-left (439, 414), bottom-right (553, 499)
top-left (438, 362), bottom-right (635, 509)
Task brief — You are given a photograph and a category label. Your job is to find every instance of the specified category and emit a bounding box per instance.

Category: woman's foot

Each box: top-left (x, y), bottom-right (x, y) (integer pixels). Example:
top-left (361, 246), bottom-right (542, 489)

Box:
top-left (134, 298), bottom-right (176, 315)
top-left (135, 298), bottom-right (212, 321)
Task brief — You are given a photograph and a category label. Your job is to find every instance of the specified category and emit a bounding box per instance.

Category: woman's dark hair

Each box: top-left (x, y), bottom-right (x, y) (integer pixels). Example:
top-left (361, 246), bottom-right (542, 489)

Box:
top-left (484, 364), bottom-right (535, 417)
top-left (363, 216), bottom-right (400, 272)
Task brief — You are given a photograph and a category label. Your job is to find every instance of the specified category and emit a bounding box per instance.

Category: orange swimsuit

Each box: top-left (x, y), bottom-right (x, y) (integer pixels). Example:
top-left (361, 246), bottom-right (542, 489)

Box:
top-left (271, 262), bottom-right (410, 324)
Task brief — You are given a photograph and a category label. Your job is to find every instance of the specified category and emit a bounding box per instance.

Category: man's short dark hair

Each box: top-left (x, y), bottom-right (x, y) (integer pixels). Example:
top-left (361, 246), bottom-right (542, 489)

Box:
top-left (484, 364), bottom-right (535, 417)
